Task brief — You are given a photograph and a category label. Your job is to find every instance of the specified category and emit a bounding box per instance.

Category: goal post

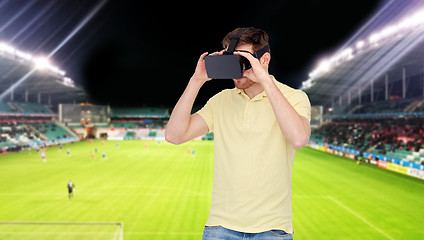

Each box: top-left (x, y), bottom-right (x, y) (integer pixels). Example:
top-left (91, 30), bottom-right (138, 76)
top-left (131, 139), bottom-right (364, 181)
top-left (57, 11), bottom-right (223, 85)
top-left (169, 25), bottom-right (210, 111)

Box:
top-left (0, 221), bottom-right (123, 240)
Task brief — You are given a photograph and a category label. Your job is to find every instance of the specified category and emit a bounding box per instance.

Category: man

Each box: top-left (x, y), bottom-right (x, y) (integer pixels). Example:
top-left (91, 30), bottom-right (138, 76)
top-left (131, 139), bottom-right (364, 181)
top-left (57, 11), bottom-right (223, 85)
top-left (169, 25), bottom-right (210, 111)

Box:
top-left (165, 27), bottom-right (311, 240)
top-left (67, 180), bottom-right (75, 199)
top-left (41, 150), bottom-right (46, 163)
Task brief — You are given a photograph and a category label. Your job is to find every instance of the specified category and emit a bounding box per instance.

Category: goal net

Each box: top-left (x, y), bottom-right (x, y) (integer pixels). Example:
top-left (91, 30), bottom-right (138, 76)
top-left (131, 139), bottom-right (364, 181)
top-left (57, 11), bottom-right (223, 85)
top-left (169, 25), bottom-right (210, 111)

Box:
top-left (0, 221), bottom-right (123, 240)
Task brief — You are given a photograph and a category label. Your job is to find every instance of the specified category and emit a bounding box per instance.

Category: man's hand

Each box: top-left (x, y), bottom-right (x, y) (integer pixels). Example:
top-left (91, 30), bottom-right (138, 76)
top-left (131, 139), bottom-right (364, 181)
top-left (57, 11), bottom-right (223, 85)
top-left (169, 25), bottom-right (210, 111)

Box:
top-left (234, 51), bottom-right (272, 84)
top-left (166, 50), bottom-right (223, 145)
top-left (191, 52), bottom-right (211, 84)
top-left (191, 50), bottom-right (225, 84)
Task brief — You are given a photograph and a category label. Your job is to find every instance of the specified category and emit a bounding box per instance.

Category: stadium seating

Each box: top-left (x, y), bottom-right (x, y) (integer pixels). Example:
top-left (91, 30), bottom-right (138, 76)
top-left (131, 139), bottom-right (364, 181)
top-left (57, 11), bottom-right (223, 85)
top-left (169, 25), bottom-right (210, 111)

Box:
top-left (112, 122), bottom-right (139, 129)
top-left (107, 107), bottom-right (170, 139)
top-left (311, 117), bottom-right (424, 165)
top-left (111, 107), bottom-right (169, 117)
top-left (29, 122), bottom-right (72, 140)
top-left (0, 103), bottom-right (195, 150)
top-left (0, 101), bottom-right (18, 114)
top-left (0, 101), bottom-right (79, 151)
top-left (0, 122), bottom-right (41, 148)
top-left (0, 101), bottom-right (55, 115)
top-left (13, 102), bottom-right (54, 115)
top-left (326, 98), bottom-right (424, 119)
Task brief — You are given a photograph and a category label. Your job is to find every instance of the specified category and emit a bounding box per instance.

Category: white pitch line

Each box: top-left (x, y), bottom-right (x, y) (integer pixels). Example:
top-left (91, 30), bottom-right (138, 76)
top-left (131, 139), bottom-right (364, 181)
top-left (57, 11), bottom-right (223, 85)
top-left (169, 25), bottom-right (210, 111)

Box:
top-left (0, 231), bottom-right (201, 236)
top-left (327, 196), bottom-right (395, 240)
top-left (125, 231), bottom-right (201, 236)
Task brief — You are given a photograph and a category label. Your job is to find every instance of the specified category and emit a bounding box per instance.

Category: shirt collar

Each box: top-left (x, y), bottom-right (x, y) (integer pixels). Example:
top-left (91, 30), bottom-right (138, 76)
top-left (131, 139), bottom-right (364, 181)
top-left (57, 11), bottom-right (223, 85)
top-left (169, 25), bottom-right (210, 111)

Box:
top-left (235, 75), bottom-right (276, 101)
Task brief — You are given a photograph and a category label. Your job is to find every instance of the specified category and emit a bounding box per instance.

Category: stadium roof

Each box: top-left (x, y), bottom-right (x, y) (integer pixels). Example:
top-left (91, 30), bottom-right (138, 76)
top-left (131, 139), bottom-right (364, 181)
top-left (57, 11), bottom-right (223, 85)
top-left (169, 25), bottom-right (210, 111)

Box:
top-left (0, 46), bottom-right (88, 105)
top-left (302, 1), bottom-right (424, 107)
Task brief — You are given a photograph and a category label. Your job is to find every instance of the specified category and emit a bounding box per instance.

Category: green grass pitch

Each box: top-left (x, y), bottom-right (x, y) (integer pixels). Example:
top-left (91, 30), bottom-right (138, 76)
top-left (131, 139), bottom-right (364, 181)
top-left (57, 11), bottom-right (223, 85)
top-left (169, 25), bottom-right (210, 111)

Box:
top-left (0, 140), bottom-right (423, 239)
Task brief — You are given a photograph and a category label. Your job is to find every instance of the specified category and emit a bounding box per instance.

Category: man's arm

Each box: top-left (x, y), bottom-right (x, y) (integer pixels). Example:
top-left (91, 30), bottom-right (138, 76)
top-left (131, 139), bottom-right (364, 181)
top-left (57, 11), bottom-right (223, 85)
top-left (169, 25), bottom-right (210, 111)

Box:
top-left (165, 52), bottom-right (211, 145)
top-left (235, 51), bottom-right (311, 149)
top-left (261, 79), bottom-right (311, 150)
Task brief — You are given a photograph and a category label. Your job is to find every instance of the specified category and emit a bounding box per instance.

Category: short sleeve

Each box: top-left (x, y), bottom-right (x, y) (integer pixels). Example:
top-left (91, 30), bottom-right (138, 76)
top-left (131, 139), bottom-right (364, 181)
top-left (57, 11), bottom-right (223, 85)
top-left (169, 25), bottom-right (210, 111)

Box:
top-left (196, 95), bottom-right (217, 133)
top-left (291, 90), bottom-right (311, 122)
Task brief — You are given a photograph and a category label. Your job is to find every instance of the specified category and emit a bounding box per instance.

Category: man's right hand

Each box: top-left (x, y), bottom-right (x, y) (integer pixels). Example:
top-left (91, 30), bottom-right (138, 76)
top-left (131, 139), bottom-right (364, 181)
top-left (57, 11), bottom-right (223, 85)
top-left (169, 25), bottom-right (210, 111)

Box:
top-left (191, 52), bottom-right (210, 84)
top-left (191, 51), bottom-right (224, 84)
top-left (166, 51), bottom-right (218, 145)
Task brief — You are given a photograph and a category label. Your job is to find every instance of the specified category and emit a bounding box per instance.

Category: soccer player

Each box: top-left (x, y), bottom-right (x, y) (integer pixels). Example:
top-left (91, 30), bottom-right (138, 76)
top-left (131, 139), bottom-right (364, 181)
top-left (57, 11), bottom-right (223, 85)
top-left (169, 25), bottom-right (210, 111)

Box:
top-left (67, 148), bottom-right (71, 156)
top-left (166, 27), bottom-right (311, 240)
top-left (102, 152), bottom-right (107, 160)
top-left (356, 151), bottom-right (364, 165)
top-left (67, 180), bottom-right (75, 199)
top-left (41, 150), bottom-right (46, 162)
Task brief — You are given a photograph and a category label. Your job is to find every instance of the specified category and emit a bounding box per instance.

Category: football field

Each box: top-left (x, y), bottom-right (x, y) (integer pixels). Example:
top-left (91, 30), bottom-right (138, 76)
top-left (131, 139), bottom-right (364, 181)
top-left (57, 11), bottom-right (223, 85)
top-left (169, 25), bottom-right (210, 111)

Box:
top-left (0, 140), bottom-right (423, 239)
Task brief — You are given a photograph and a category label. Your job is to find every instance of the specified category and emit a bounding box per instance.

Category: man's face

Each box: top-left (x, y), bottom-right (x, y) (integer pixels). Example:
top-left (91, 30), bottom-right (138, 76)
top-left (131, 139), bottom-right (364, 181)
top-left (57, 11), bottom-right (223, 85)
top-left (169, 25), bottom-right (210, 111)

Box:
top-left (232, 44), bottom-right (255, 90)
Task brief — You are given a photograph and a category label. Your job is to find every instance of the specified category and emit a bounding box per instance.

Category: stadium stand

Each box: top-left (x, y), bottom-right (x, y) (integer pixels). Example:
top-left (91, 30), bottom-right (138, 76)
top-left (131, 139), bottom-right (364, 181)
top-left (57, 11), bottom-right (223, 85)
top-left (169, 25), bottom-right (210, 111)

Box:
top-left (29, 122), bottom-right (73, 140)
top-left (63, 106), bottom-right (171, 140)
top-left (13, 102), bottom-right (54, 115)
top-left (325, 98), bottom-right (424, 119)
top-left (0, 38), bottom-right (93, 152)
top-left (304, 3), bottom-right (424, 180)
top-left (311, 107), bottom-right (424, 169)
top-left (105, 107), bottom-right (169, 139)
top-left (111, 107), bottom-right (169, 118)
top-left (312, 118), bottom-right (422, 151)
top-left (0, 101), bottom-right (18, 114)
top-left (0, 101), bottom-right (78, 151)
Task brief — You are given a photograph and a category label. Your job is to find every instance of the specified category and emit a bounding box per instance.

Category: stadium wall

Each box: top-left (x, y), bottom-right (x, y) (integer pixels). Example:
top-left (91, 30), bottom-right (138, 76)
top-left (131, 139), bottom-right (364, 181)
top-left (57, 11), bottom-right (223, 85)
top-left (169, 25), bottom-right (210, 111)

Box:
top-left (308, 142), bottom-right (424, 180)
top-left (70, 127), bottom-right (207, 141)
top-left (71, 127), bottom-right (169, 141)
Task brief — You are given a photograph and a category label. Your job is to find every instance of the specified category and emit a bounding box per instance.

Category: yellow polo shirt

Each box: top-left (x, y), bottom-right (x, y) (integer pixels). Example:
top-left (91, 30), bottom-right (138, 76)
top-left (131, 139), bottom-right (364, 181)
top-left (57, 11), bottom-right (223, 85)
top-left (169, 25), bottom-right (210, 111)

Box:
top-left (197, 76), bottom-right (311, 234)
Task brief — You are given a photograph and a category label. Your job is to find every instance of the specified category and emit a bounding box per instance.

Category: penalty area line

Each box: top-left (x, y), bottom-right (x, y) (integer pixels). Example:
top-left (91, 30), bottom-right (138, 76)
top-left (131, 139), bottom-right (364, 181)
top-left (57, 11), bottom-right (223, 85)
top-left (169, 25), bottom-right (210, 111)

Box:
top-left (326, 196), bottom-right (394, 240)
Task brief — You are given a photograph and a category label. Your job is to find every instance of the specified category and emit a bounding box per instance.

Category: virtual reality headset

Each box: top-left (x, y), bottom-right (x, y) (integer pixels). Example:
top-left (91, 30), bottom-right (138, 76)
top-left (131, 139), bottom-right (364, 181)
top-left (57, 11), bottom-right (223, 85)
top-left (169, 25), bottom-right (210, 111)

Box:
top-left (204, 28), bottom-right (270, 79)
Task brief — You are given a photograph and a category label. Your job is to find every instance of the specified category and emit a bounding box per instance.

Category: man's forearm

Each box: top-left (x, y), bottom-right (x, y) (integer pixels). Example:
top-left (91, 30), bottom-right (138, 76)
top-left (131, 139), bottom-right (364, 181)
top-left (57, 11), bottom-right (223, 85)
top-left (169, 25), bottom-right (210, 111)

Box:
top-left (262, 77), bottom-right (311, 149)
top-left (165, 78), bottom-right (204, 144)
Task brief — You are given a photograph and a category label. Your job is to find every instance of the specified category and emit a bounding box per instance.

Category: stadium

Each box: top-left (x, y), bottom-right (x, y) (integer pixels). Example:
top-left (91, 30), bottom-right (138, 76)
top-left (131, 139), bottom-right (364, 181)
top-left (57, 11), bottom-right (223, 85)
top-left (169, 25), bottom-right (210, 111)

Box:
top-left (0, 1), bottom-right (423, 240)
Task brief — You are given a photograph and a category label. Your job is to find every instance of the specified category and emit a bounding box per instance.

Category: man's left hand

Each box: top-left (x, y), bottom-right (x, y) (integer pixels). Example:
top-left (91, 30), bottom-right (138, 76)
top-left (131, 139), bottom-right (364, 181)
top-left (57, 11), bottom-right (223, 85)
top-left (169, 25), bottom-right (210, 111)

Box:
top-left (234, 51), bottom-right (272, 84)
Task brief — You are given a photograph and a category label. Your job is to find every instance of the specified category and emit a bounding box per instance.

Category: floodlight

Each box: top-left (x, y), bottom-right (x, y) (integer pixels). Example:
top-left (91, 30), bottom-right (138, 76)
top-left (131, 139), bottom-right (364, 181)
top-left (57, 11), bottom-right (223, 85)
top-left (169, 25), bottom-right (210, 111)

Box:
top-left (33, 57), bottom-right (50, 70)
top-left (317, 59), bottom-right (331, 73)
top-left (0, 42), bottom-right (15, 54)
top-left (63, 77), bottom-right (75, 87)
top-left (356, 40), bottom-right (365, 49)
top-left (301, 78), bottom-right (314, 89)
top-left (15, 50), bottom-right (32, 61)
top-left (369, 32), bottom-right (381, 43)
top-left (57, 70), bottom-right (66, 76)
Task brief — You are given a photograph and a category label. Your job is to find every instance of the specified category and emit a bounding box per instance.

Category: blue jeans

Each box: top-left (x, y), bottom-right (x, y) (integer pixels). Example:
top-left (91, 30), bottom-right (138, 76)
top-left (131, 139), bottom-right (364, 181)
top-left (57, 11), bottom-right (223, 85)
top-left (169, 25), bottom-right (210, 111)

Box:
top-left (202, 226), bottom-right (293, 240)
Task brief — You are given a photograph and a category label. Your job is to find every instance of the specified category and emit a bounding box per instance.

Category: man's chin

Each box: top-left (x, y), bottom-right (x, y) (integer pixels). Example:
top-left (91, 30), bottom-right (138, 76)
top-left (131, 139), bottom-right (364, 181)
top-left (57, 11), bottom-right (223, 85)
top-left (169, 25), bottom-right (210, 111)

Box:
top-left (233, 77), bottom-right (254, 89)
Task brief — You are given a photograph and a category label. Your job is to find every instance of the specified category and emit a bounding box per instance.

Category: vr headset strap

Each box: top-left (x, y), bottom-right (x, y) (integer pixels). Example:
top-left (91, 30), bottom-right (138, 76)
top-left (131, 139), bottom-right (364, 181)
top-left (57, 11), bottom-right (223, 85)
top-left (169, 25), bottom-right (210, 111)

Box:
top-left (226, 28), bottom-right (249, 54)
top-left (254, 44), bottom-right (270, 59)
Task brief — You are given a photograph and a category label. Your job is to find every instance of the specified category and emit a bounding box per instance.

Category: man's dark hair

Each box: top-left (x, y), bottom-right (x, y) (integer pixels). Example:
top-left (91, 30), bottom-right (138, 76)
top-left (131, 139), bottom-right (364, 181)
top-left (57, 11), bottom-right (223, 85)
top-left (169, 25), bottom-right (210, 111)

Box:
top-left (222, 27), bottom-right (270, 53)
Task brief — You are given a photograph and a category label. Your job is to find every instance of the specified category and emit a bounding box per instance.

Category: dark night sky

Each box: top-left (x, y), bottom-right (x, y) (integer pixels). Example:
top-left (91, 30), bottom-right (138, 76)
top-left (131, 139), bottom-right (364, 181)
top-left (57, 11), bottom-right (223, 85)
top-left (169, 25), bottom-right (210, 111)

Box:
top-left (0, 0), bottom-right (382, 107)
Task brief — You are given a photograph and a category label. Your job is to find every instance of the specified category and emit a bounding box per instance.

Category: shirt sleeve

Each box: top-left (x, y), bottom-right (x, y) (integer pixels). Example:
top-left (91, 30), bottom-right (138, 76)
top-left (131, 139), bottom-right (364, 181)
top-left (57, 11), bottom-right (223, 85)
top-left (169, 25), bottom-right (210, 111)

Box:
top-left (291, 90), bottom-right (311, 122)
top-left (196, 94), bottom-right (217, 133)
